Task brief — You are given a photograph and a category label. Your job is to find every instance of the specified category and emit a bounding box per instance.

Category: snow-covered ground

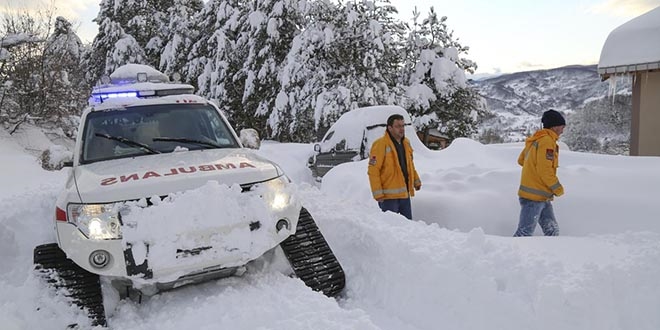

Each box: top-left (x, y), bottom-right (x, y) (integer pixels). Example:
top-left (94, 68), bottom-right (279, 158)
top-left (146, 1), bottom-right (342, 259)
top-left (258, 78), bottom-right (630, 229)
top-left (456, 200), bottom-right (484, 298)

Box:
top-left (1, 127), bottom-right (659, 329)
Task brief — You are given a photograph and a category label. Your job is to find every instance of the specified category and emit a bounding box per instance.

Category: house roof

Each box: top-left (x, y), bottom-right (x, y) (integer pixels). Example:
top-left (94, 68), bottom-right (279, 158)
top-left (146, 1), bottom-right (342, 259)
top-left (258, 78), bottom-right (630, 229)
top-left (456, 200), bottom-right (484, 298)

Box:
top-left (598, 6), bottom-right (660, 78)
top-left (423, 128), bottom-right (449, 139)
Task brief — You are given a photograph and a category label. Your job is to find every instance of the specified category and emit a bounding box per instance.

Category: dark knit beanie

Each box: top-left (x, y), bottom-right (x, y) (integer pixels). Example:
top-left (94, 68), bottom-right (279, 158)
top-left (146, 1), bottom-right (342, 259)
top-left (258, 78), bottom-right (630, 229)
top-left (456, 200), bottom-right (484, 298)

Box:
top-left (542, 110), bottom-right (566, 128)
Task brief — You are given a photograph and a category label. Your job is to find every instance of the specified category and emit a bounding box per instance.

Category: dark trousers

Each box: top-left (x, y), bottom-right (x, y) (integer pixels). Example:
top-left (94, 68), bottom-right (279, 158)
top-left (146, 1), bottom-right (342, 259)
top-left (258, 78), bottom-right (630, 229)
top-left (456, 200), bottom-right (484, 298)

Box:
top-left (378, 198), bottom-right (413, 220)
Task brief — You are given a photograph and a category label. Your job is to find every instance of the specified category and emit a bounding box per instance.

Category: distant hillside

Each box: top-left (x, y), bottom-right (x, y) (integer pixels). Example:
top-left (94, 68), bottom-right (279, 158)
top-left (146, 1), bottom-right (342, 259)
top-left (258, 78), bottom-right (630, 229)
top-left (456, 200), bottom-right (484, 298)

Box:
top-left (471, 65), bottom-right (632, 145)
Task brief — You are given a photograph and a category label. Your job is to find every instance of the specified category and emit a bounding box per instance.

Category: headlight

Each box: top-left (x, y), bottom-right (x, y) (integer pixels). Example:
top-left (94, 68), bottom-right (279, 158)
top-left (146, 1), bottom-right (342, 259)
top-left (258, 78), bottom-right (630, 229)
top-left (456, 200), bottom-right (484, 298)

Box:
top-left (263, 175), bottom-right (292, 211)
top-left (67, 203), bottom-right (123, 239)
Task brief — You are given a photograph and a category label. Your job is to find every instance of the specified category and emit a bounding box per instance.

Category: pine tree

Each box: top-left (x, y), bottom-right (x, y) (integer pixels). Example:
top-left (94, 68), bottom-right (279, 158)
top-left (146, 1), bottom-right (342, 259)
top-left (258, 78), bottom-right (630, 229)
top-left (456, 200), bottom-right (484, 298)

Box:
top-left (124, 0), bottom-right (174, 68)
top-left (237, 0), bottom-right (308, 138)
top-left (313, 0), bottom-right (405, 127)
top-left (159, 0), bottom-right (203, 77)
top-left (270, 0), bottom-right (336, 142)
top-left (187, 0), bottom-right (248, 110)
top-left (398, 7), bottom-right (484, 141)
top-left (84, 0), bottom-right (170, 84)
top-left (273, 0), bottom-right (405, 142)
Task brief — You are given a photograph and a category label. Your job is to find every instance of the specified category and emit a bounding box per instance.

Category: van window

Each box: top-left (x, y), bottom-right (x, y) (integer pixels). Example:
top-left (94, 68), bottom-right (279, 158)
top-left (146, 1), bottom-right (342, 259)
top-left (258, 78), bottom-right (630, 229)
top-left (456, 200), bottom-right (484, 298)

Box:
top-left (322, 131), bottom-right (335, 142)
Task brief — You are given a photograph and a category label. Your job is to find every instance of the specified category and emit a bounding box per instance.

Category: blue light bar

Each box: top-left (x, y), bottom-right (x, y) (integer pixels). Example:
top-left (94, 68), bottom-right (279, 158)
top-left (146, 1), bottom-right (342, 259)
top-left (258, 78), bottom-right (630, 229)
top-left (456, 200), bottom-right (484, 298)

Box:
top-left (92, 91), bottom-right (139, 103)
top-left (102, 91), bottom-right (138, 99)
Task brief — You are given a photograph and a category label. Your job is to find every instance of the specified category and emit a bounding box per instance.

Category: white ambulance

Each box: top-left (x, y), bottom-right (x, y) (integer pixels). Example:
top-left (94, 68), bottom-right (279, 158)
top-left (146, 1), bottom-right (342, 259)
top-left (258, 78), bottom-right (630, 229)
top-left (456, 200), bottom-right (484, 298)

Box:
top-left (35, 64), bottom-right (344, 326)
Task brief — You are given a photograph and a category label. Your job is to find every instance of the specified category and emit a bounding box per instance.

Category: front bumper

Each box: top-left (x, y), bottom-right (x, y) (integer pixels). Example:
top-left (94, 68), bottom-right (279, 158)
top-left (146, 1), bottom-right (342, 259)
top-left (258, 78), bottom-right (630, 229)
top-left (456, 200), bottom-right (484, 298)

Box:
top-left (56, 204), bottom-right (299, 284)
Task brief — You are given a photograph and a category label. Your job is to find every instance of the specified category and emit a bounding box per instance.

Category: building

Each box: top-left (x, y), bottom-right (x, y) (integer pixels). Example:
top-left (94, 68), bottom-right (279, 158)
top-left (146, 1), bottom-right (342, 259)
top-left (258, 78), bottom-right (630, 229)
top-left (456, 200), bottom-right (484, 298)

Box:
top-left (598, 6), bottom-right (660, 156)
top-left (416, 128), bottom-right (449, 150)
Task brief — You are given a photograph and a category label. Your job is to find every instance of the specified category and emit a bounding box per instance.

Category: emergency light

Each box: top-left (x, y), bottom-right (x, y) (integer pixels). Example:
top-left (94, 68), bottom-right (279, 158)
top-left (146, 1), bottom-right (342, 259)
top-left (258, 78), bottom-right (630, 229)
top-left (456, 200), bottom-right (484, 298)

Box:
top-left (90, 72), bottom-right (194, 105)
top-left (94, 91), bottom-right (138, 101)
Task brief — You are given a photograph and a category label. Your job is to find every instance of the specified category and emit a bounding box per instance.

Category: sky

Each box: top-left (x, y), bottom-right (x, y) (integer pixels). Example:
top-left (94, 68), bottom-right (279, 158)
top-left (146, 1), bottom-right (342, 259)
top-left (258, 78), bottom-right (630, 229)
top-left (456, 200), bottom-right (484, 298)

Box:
top-left (2, 0), bottom-right (658, 76)
top-left (1, 117), bottom-right (660, 329)
top-left (389, 0), bottom-right (660, 75)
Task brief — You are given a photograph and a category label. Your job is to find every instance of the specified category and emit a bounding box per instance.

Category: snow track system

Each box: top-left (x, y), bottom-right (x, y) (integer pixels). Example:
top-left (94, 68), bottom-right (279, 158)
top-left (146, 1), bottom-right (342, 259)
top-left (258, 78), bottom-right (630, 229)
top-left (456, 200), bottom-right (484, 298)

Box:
top-left (31, 207), bottom-right (344, 327)
top-left (34, 243), bottom-right (106, 327)
top-left (280, 208), bottom-right (346, 297)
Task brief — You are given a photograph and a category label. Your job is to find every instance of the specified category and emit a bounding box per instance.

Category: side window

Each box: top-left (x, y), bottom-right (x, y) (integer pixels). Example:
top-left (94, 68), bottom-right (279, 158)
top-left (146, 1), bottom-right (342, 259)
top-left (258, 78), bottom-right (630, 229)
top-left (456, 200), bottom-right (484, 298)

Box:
top-left (335, 139), bottom-right (346, 151)
top-left (204, 111), bottom-right (235, 146)
top-left (322, 131), bottom-right (335, 143)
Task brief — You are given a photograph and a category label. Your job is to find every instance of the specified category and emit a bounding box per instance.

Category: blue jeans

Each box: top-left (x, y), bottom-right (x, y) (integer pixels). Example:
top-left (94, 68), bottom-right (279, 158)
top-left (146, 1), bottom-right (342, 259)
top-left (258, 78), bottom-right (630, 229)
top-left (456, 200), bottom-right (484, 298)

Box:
top-left (378, 198), bottom-right (412, 220)
top-left (514, 197), bottom-right (559, 236)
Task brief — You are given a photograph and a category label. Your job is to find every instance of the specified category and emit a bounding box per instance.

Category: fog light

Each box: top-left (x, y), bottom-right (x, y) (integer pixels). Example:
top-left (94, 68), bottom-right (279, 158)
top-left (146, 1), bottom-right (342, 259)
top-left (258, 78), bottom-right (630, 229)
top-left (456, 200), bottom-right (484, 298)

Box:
top-left (276, 219), bottom-right (290, 232)
top-left (89, 250), bottom-right (111, 268)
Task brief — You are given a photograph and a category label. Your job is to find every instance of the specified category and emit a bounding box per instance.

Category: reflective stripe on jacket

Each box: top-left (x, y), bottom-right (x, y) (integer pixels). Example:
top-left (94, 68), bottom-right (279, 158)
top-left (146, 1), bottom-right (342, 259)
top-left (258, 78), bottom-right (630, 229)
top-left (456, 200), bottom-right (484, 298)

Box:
top-left (518, 128), bottom-right (564, 201)
top-left (368, 131), bottom-right (421, 200)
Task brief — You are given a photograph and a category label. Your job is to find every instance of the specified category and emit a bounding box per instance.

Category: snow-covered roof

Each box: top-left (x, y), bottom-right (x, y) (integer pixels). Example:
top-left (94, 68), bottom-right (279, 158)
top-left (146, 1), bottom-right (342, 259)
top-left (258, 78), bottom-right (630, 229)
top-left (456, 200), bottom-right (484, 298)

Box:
top-left (110, 64), bottom-right (170, 84)
top-left (89, 64), bottom-right (195, 105)
top-left (598, 6), bottom-right (660, 78)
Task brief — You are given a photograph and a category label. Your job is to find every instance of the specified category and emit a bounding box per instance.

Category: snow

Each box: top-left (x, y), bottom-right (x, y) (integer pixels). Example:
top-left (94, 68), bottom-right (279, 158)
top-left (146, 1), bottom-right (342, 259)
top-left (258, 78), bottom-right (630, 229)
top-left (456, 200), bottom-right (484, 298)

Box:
top-left (0, 33), bottom-right (41, 48)
top-left (0, 32), bottom-right (42, 61)
top-left (119, 180), bottom-right (298, 284)
top-left (598, 6), bottom-right (660, 72)
top-left (1, 126), bottom-right (660, 329)
top-left (109, 63), bottom-right (170, 84)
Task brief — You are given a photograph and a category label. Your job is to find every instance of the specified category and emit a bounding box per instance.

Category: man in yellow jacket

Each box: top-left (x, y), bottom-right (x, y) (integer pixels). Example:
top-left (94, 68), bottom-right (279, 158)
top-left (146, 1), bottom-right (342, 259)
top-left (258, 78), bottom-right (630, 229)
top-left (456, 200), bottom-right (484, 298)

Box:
top-left (368, 114), bottom-right (421, 220)
top-left (514, 109), bottom-right (565, 236)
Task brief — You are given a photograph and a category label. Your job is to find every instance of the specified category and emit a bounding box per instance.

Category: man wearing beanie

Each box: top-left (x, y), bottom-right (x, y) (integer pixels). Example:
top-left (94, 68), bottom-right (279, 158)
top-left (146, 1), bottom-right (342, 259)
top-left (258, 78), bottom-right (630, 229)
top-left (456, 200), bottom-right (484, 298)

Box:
top-left (514, 109), bottom-right (566, 236)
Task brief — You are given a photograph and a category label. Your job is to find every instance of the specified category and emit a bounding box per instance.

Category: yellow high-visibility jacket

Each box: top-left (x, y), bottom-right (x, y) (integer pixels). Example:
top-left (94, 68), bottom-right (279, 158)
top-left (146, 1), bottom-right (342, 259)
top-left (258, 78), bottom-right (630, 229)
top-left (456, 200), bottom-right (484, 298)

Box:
top-left (518, 128), bottom-right (564, 201)
top-left (368, 132), bottom-right (421, 200)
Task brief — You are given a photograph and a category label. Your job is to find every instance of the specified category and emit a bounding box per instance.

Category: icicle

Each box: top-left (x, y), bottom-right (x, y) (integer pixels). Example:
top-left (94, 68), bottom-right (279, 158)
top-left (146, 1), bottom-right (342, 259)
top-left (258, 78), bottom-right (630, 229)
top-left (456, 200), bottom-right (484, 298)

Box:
top-left (609, 74), bottom-right (617, 106)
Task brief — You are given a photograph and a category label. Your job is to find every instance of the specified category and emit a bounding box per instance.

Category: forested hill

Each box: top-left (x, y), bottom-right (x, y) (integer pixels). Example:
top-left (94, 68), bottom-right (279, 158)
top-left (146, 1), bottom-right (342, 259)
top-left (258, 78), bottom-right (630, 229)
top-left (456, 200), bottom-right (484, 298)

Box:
top-left (472, 65), bottom-right (633, 154)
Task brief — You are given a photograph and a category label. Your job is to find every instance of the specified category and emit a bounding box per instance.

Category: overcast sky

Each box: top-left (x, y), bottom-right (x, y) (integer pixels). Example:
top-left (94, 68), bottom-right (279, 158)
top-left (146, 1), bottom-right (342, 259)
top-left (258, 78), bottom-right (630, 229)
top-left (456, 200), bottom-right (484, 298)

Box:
top-left (2, 0), bottom-right (659, 75)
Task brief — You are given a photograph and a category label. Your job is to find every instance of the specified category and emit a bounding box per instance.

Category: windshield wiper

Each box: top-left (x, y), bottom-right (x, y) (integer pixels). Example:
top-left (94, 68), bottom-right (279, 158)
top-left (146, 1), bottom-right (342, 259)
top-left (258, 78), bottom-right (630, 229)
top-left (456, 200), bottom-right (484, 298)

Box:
top-left (153, 137), bottom-right (224, 149)
top-left (95, 133), bottom-right (161, 154)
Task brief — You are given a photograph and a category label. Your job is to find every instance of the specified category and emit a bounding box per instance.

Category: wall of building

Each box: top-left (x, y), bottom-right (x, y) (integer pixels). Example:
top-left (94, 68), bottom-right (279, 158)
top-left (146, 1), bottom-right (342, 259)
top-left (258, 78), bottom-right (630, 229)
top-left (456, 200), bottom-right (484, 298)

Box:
top-left (632, 71), bottom-right (660, 156)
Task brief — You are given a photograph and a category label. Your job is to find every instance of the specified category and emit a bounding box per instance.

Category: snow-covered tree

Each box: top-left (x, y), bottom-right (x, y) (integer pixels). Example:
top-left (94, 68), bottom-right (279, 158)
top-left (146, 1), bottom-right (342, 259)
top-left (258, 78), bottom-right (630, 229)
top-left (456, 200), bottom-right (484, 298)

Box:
top-left (1, 12), bottom-right (88, 135)
top-left (563, 94), bottom-right (631, 154)
top-left (236, 0), bottom-right (309, 137)
top-left (84, 0), bottom-right (172, 83)
top-left (187, 0), bottom-right (248, 109)
top-left (398, 7), bottom-right (484, 141)
top-left (41, 17), bottom-right (89, 123)
top-left (124, 0), bottom-right (173, 68)
top-left (159, 0), bottom-right (203, 77)
top-left (81, 0), bottom-right (483, 144)
top-left (0, 10), bottom-right (46, 126)
top-left (273, 0), bottom-right (405, 142)
top-left (270, 0), bottom-right (336, 142)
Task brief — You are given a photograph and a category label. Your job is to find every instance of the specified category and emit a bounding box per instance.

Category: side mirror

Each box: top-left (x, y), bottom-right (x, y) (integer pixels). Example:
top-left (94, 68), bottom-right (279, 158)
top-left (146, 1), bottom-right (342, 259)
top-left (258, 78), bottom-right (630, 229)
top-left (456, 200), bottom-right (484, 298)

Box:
top-left (240, 128), bottom-right (261, 149)
top-left (39, 145), bottom-right (73, 171)
top-left (313, 144), bottom-right (321, 152)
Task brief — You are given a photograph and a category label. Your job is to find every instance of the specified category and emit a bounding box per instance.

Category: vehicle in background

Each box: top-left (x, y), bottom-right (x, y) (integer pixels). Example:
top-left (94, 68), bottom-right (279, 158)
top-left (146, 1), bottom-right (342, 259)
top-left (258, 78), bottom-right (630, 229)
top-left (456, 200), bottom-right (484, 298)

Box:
top-left (307, 105), bottom-right (428, 180)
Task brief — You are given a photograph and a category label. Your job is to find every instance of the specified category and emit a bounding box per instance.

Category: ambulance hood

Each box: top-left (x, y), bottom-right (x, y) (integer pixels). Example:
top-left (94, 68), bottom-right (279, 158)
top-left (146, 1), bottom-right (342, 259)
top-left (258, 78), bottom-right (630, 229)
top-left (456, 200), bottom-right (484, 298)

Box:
top-left (73, 149), bottom-right (281, 203)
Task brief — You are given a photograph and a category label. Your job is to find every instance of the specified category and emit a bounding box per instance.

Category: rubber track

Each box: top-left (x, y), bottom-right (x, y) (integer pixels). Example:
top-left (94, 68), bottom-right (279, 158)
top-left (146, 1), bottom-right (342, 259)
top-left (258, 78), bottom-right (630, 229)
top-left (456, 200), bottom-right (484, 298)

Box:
top-left (280, 208), bottom-right (345, 297)
top-left (34, 243), bottom-right (107, 327)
